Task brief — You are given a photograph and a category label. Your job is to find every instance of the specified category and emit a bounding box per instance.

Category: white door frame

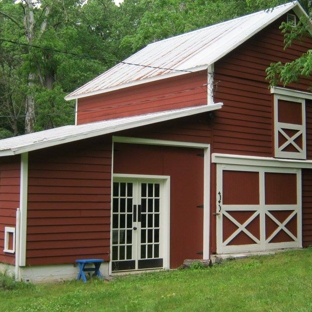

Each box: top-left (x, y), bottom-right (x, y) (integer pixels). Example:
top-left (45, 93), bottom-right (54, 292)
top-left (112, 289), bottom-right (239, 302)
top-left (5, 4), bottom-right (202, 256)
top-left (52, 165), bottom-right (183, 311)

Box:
top-left (111, 136), bottom-right (211, 273)
top-left (111, 174), bottom-right (170, 273)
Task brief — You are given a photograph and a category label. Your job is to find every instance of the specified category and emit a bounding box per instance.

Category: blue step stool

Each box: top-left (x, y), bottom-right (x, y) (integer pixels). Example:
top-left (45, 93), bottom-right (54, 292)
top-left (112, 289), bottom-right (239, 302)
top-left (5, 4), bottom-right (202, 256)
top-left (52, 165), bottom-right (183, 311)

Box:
top-left (76, 259), bottom-right (104, 282)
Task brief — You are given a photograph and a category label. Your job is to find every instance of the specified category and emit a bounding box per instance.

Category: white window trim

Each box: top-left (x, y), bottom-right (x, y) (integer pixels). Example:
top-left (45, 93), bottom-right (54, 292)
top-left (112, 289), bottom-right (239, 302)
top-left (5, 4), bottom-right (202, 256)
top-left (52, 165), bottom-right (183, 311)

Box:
top-left (212, 153), bottom-right (312, 169)
top-left (4, 227), bottom-right (15, 253)
top-left (271, 87), bottom-right (312, 100)
top-left (273, 94), bottom-right (306, 159)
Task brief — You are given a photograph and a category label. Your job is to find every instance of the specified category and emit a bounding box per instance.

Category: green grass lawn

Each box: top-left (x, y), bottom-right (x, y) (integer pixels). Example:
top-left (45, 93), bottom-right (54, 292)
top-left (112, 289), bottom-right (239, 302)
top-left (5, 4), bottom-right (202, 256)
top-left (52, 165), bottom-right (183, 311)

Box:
top-left (2, 249), bottom-right (312, 312)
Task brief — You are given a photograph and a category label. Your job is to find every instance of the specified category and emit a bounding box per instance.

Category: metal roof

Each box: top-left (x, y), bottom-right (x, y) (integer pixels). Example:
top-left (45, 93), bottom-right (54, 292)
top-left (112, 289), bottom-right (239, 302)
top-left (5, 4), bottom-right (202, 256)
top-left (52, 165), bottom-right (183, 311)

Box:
top-left (0, 103), bottom-right (222, 157)
top-left (66, 1), bottom-right (302, 100)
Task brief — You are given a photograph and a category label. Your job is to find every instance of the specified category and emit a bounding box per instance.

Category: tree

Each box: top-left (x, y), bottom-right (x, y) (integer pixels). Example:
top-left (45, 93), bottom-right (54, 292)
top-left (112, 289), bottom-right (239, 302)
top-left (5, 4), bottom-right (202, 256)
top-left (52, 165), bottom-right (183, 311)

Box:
top-left (243, 0), bottom-right (312, 89)
top-left (0, 0), bottom-right (111, 135)
top-left (266, 5), bottom-right (312, 89)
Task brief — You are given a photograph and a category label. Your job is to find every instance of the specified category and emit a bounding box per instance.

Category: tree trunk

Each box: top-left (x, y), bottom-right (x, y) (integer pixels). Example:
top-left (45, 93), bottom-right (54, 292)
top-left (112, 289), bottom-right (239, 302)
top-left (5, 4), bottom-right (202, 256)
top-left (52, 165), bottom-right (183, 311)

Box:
top-left (23, 0), bottom-right (36, 134)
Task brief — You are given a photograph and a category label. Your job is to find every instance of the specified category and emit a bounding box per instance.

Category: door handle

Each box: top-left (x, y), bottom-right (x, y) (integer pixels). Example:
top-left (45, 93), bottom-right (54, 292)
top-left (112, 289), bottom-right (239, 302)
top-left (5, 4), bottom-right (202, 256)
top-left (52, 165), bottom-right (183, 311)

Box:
top-left (218, 191), bottom-right (222, 212)
top-left (133, 227), bottom-right (137, 230)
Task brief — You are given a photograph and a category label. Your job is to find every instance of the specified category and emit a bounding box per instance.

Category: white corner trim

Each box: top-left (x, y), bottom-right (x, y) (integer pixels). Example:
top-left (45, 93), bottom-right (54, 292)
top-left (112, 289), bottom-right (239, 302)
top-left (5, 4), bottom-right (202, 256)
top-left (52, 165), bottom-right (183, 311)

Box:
top-left (19, 153), bottom-right (28, 266)
top-left (207, 64), bottom-right (214, 106)
top-left (203, 146), bottom-right (210, 260)
top-left (270, 87), bottom-right (312, 100)
top-left (212, 153), bottom-right (312, 169)
top-left (74, 99), bottom-right (78, 126)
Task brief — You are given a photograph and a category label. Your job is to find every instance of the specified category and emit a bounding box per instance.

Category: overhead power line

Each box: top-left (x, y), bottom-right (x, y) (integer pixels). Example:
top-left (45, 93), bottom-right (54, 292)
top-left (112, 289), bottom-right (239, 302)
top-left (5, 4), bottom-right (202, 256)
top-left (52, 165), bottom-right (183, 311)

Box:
top-left (0, 38), bottom-right (193, 73)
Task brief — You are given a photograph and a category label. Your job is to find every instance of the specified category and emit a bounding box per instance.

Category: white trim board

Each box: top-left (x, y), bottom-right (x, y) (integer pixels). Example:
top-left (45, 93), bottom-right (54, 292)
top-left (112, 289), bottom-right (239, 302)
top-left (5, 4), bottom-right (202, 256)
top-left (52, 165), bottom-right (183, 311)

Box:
top-left (271, 87), bottom-right (312, 100)
top-left (212, 153), bottom-right (312, 169)
top-left (113, 136), bottom-right (210, 149)
top-left (19, 153), bottom-right (28, 266)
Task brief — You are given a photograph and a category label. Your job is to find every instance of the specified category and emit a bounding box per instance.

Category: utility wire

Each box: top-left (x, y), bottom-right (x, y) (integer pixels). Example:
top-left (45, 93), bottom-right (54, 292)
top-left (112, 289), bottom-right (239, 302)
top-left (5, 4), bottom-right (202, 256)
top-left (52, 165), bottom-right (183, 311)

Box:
top-left (0, 38), bottom-right (193, 73)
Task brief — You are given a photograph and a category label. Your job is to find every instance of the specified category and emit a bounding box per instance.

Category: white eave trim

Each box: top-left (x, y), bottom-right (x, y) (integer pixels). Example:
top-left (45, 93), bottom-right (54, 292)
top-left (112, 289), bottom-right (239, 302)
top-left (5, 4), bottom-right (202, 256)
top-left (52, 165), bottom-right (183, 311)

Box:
top-left (0, 103), bottom-right (222, 157)
top-left (271, 86), bottom-right (312, 100)
top-left (212, 153), bottom-right (312, 169)
top-left (65, 65), bottom-right (208, 101)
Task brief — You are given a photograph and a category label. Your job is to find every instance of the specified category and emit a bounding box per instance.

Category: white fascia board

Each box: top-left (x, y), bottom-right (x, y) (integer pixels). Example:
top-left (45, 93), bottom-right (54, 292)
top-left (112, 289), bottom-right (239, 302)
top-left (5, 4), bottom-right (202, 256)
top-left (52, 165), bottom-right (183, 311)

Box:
top-left (271, 86), bottom-right (312, 100)
top-left (65, 65), bottom-right (208, 101)
top-left (212, 153), bottom-right (312, 169)
top-left (113, 136), bottom-right (210, 149)
top-left (209, 2), bottom-right (299, 67)
top-left (293, 1), bottom-right (312, 34)
top-left (0, 103), bottom-right (222, 157)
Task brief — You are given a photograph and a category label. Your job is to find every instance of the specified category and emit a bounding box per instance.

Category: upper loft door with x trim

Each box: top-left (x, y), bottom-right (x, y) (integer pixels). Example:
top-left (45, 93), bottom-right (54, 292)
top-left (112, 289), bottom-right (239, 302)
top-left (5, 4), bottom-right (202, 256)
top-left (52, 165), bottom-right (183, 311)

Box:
top-left (216, 164), bottom-right (302, 254)
top-left (112, 177), bottom-right (169, 272)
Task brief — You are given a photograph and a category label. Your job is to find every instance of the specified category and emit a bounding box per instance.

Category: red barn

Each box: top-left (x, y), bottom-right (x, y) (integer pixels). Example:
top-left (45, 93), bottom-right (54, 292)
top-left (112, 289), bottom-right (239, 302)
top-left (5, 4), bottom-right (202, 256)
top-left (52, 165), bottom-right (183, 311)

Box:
top-left (0, 1), bottom-right (312, 282)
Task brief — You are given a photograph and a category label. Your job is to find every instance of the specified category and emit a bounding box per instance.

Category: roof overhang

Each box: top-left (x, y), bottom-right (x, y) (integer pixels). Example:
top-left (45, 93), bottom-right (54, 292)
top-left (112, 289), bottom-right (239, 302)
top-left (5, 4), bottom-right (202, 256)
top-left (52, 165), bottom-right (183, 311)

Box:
top-left (0, 103), bottom-right (222, 157)
top-left (65, 65), bottom-right (208, 101)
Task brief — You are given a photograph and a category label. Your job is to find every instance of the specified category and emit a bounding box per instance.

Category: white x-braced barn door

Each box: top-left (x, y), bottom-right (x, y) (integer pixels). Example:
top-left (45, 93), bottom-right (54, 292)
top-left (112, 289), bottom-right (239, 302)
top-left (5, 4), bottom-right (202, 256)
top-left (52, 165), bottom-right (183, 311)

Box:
top-left (111, 178), bottom-right (169, 272)
top-left (216, 165), bottom-right (302, 254)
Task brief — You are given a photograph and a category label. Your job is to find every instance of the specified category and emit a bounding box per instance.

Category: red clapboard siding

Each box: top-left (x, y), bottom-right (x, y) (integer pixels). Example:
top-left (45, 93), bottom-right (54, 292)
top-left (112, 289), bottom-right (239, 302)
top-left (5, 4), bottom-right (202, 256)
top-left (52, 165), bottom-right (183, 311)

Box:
top-left (0, 156), bottom-right (20, 265)
top-left (26, 137), bottom-right (112, 266)
top-left (77, 71), bottom-right (208, 124)
top-left (302, 169), bottom-right (312, 247)
top-left (213, 15), bottom-right (312, 157)
top-left (115, 113), bottom-right (214, 145)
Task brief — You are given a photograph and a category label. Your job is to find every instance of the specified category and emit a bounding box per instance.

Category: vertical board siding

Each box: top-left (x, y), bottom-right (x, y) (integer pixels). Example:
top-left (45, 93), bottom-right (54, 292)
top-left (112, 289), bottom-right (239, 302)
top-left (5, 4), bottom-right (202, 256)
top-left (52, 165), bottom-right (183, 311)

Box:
top-left (77, 71), bottom-right (207, 125)
top-left (302, 169), bottom-right (312, 247)
top-left (27, 137), bottom-right (112, 265)
top-left (306, 100), bottom-right (312, 159)
top-left (0, 156), bottom-right (20, 265)
top-left (114, 143), bottom-right (204, 269)
top-left (213, 15), bottom-right (312, 157)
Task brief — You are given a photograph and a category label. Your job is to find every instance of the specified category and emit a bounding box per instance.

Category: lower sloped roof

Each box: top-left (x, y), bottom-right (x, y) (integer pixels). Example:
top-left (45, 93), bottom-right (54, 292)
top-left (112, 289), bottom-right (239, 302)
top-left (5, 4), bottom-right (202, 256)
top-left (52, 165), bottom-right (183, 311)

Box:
top-left (0, 103), bottom-right (222, 157)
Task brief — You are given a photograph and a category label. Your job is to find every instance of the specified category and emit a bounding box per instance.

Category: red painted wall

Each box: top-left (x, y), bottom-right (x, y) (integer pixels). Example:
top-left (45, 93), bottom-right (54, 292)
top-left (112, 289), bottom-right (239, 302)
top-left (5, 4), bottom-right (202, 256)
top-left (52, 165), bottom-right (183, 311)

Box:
top-left (77, 71), bottom-right (207, 125)
top-left (0, 156), bottom-right (20, 265)
top-left (213, 14), bottom-right (312, 158)
top-left (114, 143), bottom-right (204, 268)
top-left (26, 137), bottom-right (112, 266)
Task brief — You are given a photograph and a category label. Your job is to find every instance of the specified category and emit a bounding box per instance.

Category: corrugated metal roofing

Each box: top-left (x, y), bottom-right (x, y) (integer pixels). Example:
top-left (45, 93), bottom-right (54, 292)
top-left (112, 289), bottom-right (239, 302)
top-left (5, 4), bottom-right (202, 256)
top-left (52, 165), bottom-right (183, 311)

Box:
top-left (0, 103), bottom-right (222, 156)
top-left (66, 1), bottom-right (300, 100)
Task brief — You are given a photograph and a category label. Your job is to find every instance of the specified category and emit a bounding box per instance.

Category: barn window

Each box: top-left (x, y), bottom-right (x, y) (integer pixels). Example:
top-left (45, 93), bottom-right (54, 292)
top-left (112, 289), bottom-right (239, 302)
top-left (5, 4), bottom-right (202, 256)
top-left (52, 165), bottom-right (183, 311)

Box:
top-left (271, 87), bottom-right (309, 160)
top-left (4, 227), bottom-right (15, 253)
top-left (287, 13), bottom-right (297, 26)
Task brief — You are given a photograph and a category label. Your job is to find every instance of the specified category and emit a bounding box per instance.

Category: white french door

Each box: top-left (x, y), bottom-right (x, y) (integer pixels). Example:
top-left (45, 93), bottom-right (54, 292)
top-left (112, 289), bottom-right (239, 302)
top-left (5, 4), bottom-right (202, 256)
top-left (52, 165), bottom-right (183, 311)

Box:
top-left (111, 178), bottom-right (168, 272)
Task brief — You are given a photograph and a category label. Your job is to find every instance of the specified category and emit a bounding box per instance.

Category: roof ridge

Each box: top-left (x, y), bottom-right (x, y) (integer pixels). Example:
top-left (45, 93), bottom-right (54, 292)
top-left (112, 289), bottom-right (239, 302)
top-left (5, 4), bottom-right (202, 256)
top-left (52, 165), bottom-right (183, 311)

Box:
top-left (144, 1), bottom-right (297, 48)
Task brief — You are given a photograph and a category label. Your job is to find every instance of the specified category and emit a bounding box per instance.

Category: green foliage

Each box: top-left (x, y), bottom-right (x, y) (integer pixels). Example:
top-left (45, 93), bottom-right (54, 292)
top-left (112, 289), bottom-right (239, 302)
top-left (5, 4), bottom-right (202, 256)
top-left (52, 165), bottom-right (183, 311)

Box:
top-left (0, 270), bottom-right (16, 290)
top-left (188, 261), bottom-right (206, 270)
top-left (0, 0), bottom-right (310, 138)
top-left (0, 128), bottom-right (13, 139)
top-left (0, 270), bottom-right (33, 291)
top-left (266, 15), bottom-right (312, 89)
